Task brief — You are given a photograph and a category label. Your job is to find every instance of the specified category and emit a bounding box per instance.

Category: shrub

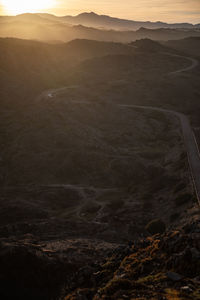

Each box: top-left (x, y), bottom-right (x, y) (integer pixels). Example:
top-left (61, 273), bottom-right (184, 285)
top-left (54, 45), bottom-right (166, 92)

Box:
top-left (143, 201), bottom-right (153, 211)
top-left (174, 183), bottom-right (186, 193)
top-left (170, 213), bottom-right (180, 222)
top-left (100, 278), bottom-right (132, 296)
top-left (145, 219), bottom-right (166, 235)
top-left (174, 193), bottom-right (193, 206)
top-left (107, 199), bottom-right (124, 211)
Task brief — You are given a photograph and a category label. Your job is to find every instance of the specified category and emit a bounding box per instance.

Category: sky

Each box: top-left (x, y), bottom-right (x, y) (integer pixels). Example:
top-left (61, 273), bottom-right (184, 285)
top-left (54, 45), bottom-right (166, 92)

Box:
top-left (0, 0), bottom-right (200, 23)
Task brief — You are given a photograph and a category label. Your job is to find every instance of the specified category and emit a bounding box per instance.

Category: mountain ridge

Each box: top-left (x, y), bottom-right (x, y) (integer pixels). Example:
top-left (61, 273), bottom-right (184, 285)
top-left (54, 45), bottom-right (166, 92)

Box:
top-left (1, 12), bottom-right (199, 30)
top-left (62, 11), bottom-right (199, 29)
top-left (0, 12), bottom-right (200, 43)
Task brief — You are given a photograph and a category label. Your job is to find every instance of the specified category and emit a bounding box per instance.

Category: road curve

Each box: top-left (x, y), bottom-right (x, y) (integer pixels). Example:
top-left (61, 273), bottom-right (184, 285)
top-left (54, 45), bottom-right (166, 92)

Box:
top-left (165, 53), bottom-right (199, 75)
top-left (119, 104), bottom-right (200, 205)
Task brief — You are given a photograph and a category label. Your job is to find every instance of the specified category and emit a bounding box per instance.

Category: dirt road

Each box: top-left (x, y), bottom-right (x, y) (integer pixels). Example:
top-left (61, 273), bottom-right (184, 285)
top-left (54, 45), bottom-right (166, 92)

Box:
top-left (119, 104), bottom-right (200, 204)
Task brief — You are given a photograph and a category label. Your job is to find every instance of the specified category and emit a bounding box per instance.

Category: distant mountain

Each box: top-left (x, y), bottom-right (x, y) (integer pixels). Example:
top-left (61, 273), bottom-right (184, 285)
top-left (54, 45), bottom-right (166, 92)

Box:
top-left (0, 13), bottom-right (57, 24)
top-left (1, 12), bottom-right (200, 30)
top-left (0, 13), bottom-right (200, 42)
top-left (61, 12), bottom-right (200, 30)
top-left (135, 27), bottom-right (200, 41)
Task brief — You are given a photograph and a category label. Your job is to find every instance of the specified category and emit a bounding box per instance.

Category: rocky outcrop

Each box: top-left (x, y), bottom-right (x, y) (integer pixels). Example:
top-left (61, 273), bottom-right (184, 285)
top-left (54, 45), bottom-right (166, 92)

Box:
top-left (63, 219), bottom-right (200, 299)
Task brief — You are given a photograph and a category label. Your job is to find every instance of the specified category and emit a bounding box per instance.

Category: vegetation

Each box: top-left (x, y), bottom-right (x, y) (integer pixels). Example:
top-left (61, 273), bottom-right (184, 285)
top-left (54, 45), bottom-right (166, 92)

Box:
top-left (145, 219), bottom-right (166, 235)
top-left (174, 193), bottom-right (193, 206)
top-left (170, 212), bottom-right (180, 222)
top-left (62, 220), bottom-right (200, 299)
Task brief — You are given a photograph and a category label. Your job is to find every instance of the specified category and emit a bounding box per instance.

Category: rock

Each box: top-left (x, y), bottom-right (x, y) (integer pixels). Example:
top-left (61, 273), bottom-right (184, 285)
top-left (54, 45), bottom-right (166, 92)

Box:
top-left (190, 247), bottom-right (200, 259)
top-left (115, 273), bottom-right (126, 279)
top-left (193, 276), bottom-right (200, 282)
top-left (180, 286), bottom-right (193, 293)
top-left (166, 271), bottom-right (183, 281)
top-left (184, 221), bottom-right (200, 234)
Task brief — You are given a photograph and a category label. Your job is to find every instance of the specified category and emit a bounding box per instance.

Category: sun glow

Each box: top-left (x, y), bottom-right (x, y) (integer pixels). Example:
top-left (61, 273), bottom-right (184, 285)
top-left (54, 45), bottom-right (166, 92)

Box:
top-left (1, 0), bottom-right (56, 15)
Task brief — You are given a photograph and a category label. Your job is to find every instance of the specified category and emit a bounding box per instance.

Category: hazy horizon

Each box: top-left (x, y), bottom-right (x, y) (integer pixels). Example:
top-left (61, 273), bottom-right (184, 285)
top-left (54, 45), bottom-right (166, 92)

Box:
top-left (0, 0), bottom-right (199, 24)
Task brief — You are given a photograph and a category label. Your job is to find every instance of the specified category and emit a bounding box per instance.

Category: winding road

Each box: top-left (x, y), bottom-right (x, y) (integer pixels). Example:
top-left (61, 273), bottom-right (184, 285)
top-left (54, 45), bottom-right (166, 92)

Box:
top-left (119, 55), bottom-right (200, 203)
top-left (39, 53), bottom-right (200, 204)
top-left (170, 56), bottom-right (199, 74)
top-left (119, 105), bottom-right (200, 205)
top-left (162, 52), bottom-right (199, 75)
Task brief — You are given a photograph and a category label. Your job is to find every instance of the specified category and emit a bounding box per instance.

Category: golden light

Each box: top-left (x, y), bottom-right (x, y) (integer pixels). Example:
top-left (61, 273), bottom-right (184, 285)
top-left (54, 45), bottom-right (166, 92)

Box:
top-left (1, 0), bottom-right (56, 15)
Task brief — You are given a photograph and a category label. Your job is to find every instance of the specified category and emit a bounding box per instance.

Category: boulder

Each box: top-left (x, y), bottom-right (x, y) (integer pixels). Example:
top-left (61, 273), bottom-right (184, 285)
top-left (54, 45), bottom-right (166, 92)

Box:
top-left (166, 271), bottom-right (183, 281)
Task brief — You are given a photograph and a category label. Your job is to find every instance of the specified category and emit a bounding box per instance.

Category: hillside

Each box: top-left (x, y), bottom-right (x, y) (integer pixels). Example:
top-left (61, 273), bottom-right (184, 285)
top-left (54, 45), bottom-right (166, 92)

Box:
top-left (0, 37), bottom-right (199, 299)
top-left (67, 38), bottom-right (200, 125)
top-left (0, 38), bottom-right (135, 107)
top-left (165, 37), bottom-right (200, 57)
top-left (130, 38), bottom-right (175, 52)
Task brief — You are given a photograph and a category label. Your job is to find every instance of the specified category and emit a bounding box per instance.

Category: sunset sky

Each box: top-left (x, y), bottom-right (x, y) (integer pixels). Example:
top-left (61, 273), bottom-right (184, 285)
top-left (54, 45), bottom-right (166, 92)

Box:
top-left (0, 0), bottom-right (200, 23)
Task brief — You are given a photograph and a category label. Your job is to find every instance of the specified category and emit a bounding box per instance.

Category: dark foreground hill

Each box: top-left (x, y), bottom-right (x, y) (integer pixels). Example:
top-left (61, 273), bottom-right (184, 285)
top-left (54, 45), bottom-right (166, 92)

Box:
top-left (63, 220), bottom-right (200, 299)
top-left (0, 219), bottom-right (199, 299)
